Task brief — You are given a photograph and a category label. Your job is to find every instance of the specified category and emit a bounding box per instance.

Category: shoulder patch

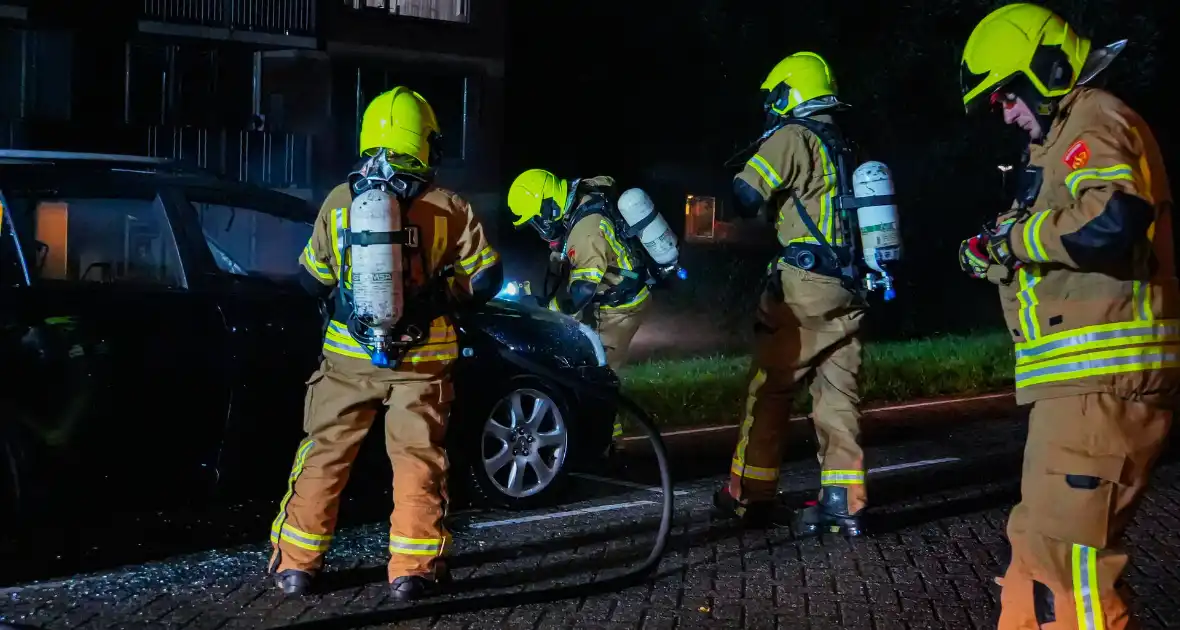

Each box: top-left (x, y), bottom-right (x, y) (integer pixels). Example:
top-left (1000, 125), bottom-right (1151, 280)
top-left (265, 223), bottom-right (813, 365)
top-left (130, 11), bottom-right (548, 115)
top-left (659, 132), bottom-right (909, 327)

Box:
top-left (1063, 140), bottom-right (1091, 170)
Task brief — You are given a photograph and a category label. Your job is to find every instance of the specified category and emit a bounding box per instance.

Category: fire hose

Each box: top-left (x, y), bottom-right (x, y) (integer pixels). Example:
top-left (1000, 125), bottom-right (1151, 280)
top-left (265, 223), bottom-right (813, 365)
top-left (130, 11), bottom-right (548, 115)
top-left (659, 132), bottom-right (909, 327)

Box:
top-left (278, 345), bottom-right (675, 629)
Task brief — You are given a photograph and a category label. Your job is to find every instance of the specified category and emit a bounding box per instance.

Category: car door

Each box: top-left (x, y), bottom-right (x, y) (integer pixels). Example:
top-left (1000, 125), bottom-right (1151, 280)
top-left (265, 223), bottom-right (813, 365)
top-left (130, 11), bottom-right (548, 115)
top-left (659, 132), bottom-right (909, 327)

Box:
top-left (0, 175), bottom-right (229, 515)
top-left (173, 185), bottom-right (324, 497)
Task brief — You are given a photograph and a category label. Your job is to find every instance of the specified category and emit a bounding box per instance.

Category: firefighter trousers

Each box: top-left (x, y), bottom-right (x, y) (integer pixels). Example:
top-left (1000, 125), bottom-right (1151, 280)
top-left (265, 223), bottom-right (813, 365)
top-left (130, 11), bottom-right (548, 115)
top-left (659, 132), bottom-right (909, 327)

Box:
top-left (268, 358), bottom-right (453, 582)
top-left (999, 393), bottom-right (1172, 630)
top-left (729, 267), bottom-right (866, 512)
top-left (597, 301), bottom-right (650, 439)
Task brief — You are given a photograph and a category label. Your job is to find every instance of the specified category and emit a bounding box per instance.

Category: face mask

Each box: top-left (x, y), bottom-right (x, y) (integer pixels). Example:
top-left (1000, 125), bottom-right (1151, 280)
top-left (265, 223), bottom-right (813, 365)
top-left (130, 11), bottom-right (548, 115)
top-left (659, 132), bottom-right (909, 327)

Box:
top-left (529, 216), bottom-right (562, 242)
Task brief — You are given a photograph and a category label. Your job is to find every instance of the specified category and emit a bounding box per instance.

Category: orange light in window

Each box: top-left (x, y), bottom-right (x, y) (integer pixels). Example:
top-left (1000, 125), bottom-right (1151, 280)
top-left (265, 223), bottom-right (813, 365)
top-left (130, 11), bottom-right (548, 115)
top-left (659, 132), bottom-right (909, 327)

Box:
top-left (35, 202), bottom-right (70, 280)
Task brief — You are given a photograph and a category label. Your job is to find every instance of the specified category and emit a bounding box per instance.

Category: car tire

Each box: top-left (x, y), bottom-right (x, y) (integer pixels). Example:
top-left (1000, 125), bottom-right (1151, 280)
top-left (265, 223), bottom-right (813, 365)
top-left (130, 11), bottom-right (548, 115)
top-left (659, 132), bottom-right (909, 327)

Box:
top-left (456, 375), bottom-right (577, 511)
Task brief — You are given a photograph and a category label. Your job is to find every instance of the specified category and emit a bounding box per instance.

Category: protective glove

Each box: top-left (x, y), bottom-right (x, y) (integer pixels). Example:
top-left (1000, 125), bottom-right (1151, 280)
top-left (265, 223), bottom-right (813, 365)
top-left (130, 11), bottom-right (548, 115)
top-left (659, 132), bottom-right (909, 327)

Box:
top-left (959, 234), bottom-right (991, 279)
top-left (984, 217), bottom-right (1022, 271)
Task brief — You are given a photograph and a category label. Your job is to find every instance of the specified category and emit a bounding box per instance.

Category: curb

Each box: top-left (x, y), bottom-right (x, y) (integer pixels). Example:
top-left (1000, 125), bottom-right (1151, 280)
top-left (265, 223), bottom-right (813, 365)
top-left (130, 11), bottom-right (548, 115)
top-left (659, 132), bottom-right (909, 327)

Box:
top-left (619, 391), bottom-right (1017, 442)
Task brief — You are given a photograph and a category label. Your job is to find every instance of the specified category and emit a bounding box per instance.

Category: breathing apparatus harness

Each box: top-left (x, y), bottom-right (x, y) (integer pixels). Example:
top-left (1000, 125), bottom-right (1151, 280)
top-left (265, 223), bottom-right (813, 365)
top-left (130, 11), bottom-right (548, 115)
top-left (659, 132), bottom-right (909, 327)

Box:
top-left (334, 150), bottom-right (455, 368)
top-left (753, 117), bottom-right (896, 302)
top-left (543, 179), bottom-right (665, 311)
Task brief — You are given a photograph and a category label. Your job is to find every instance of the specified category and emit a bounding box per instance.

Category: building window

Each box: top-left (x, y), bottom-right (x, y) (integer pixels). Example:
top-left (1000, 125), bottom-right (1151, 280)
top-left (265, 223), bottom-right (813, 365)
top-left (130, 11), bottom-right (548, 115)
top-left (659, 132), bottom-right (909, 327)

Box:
top-left (351, 0), bottom-right (470, 24)
top-left (684, 195), bottom-right (715, 243)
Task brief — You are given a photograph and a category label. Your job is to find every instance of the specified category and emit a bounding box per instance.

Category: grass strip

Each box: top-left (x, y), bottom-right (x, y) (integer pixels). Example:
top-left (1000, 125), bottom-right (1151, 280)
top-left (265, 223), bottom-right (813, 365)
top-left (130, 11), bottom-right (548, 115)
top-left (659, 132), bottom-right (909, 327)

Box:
top-left (618, 331), bottom-right (1014, 429)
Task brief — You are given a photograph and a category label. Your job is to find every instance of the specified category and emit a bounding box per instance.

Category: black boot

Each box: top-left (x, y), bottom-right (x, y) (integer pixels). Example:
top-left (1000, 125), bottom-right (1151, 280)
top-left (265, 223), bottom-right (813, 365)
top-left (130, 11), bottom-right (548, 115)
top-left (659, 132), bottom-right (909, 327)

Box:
top-left (712, 486), bottom-right (793, 529)
top-left (792, 486), bottom-right (864, 538)
top-left (388, 564), bottom-right (451, 602)
top-left (273, 569), bottom-right (314, 596)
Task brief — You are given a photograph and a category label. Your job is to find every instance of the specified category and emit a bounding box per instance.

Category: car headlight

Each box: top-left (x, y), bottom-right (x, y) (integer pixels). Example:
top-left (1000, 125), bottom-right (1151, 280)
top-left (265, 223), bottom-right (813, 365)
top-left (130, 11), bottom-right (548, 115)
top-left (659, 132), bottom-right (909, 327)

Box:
top-left (576, 321), bottom-right (607, 367)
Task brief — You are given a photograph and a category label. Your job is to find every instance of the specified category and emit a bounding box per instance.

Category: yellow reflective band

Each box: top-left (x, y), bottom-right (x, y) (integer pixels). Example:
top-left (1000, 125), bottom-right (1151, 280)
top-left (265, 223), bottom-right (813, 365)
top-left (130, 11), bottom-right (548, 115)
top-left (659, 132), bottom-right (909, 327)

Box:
top-left (747, 154), bottom-right (783, 189)
top-left (1072, 544), bottom-right (1106, 630)
top-left (730, 458), bottom-right (780, 481)
top-left (302, 244), bottom-right (334, 281)
top-left (1016, 266), bottom-right (1044, 340)
top-left (459, 245), bottom-right (499, 275)
top-left (1015, 343), bottom-right (1180, 388)
top-left (270, 522), bottom-right (333, 552)
top-left (322, 320), bottom-right (459, 363)
top-left (330, 207), bottom-right (348, 267)
top-left (820, 469), bottom-right (865, 485)
top-left (732, 369), bottom-right (767, 477)
top-left (1021, 210), bottom-right (1052, 262)
top-left (599, 219), bottom-right (634, 271)
top-left (270, 440), bottom-right (319, 550)
top-left (612, 420), bottom-right (623, 438)
top-left (1066, 164), bottom-right (1134, 199)
top-left (1015, 319), bottom-right (1180, 365)
top-left (389, 534), bottom-right (450, 557)
top-left (602, 286), bottom-right (650, 310)
top-left (1133, 280), bottom-right (1153, 322)
top-left (815, 141), bottom-right (839, 245)
top-left (571, 267), bottom-right (605, 283)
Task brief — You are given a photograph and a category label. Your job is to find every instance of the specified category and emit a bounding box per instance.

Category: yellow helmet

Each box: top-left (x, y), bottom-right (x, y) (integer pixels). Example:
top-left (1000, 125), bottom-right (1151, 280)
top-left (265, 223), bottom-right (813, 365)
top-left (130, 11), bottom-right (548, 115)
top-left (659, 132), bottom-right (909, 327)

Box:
top-left (507, 169), bottom-right (569, 228)
top-left (358, 87), bottom-right (442, 171)
top-left (960, 3), bottom-right (1091, 115)
top-left (761, 52), bottom-right (838, 117)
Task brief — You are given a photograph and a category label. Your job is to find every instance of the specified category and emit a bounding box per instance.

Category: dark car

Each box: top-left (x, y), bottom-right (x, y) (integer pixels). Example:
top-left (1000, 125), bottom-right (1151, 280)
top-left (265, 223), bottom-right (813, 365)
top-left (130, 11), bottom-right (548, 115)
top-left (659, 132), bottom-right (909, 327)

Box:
top-left (0, 151), bottom-right (618, 526)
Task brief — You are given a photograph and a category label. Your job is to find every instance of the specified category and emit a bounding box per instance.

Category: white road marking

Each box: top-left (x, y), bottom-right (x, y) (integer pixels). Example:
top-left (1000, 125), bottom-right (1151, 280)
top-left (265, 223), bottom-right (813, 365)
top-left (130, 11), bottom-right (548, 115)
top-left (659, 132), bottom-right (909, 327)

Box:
top-left (869, 457), bottom-right (960, 474)
top-left (621, 392), bottom-right (1013, 441)
top-left (466, 500), bottom-right (658, 529)
top-left (570, 472), bottom-right (690, 496)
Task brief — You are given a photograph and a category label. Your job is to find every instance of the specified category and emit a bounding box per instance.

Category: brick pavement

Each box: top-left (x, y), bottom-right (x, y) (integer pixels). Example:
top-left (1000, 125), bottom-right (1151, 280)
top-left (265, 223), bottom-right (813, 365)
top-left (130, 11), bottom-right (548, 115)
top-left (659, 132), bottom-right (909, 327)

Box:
top-left (3, 425), bottom-right (1180, 629)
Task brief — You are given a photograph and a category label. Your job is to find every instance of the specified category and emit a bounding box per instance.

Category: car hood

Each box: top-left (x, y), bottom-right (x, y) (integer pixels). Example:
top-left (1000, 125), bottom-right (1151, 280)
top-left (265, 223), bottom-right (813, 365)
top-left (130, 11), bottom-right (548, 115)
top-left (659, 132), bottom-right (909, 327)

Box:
top-left (456, 298), bottom-right (607, 370)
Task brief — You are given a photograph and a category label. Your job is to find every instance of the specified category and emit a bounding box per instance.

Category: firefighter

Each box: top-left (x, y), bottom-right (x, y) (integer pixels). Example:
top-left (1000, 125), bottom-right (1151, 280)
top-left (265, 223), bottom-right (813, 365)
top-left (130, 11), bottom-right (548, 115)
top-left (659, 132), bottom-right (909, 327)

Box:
top-left (958, 4), bottom-right (1176, 628)
top-left (267, 87), bottom-right (502, 600)
top-left (507, 170), bottom-right (652, 442)
top-left (711, 51), bottom-right (869, 536)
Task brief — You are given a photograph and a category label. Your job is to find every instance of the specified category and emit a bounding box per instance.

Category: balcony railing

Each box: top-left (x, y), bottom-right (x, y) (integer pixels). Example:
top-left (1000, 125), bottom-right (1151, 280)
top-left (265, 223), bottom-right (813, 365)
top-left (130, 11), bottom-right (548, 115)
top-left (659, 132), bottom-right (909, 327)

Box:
top-left (141, 0), bottom-right (317, 36)
top-left (344, 0), bottom-right (469, 24)
top-left (1, 120), bottom-right (314, 191)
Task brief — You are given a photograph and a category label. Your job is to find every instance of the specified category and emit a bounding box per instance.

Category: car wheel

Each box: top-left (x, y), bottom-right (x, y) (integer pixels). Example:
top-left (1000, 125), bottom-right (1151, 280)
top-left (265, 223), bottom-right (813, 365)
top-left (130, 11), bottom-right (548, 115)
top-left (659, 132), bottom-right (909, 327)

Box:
top-left (462, 377), bottom-right (574, 510)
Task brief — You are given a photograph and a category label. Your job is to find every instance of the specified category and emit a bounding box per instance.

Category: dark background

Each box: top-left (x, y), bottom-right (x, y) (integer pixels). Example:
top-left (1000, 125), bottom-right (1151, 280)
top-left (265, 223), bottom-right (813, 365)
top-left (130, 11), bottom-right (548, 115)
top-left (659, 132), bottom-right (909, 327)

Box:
top-left (500, 0), bottom-right (1178, 347)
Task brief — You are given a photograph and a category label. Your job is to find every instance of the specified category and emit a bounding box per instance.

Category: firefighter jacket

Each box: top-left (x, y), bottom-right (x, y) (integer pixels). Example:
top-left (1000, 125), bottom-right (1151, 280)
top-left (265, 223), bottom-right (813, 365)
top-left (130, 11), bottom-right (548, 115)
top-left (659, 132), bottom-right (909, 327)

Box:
top-left (562, 176), bottom-right (650, 311)
top-left (300, 182), bottom-right (500, 372)
top-left (994, 87), bottom-right (1178, 405)
top-left (736, 114), bottom-right (845, 250)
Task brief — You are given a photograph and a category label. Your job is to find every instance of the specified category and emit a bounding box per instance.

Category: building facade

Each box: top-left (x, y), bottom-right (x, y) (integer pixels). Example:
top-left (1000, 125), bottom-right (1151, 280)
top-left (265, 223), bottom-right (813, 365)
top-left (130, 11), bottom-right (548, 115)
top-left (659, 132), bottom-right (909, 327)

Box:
top-left (0, 0), bottom-right (504, 219)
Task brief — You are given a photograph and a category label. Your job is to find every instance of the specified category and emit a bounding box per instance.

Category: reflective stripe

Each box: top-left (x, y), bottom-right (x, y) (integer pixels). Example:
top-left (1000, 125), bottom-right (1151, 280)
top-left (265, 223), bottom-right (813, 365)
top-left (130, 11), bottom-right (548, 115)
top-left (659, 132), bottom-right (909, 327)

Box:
top-left (598, 219), bottom-right (651, 310)
top-left (729, 459), bottom-right (779, 481)
top-left (1133, 280), bottom-right (1153, 322)
top-left (331, 207), bottom-right (348, 267)
top-left (1021, 210), bottom-right (1052, 262)
top-left (1072, 544), bottom-right (1106, 630)
top-left (459, 244), bottom-right (500, 277)
top-left (270, 440), bottom-right (332, 552)
top-left (322, 320), bottom-right (459, 363)
top-left (820, 469), bottom-right (865, 485)
top-left (571, 267), bottom-right (605, 283)
top-left (302, 243), bottom-right (334, 280)
top-left (1065, 163), bottom-right (1134, 199)
top-left (731, 369), bottom-right (769, 481)
top-left (1014, 320), bottom-right (1180, 364)
top-left (389, 534), bottom-right (450, 557)
top-left (271, 522), bottom-right (333, 552)
top-left (1016, 266), bottom-right (1044, 340)
top-left (784, 141), bottom-right (840, 247)
top-left (1015, 344), bottom-right (1180, 388)
top-left (612, 420), bottom-right (623, 438)
top-left (747, 154), bottom-right (783, 189)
